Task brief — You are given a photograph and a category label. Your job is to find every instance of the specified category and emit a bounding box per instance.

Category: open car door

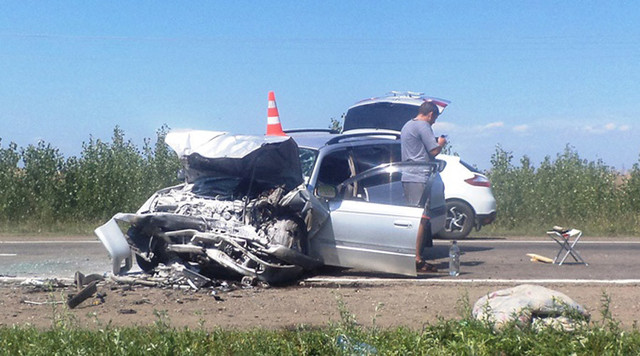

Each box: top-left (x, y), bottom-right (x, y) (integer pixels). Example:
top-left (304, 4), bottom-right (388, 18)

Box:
top-left (310, 162), bottom-right (441, 276)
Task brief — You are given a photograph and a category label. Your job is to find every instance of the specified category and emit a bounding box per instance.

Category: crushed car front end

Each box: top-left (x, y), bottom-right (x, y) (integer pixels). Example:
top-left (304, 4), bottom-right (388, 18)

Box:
top-left (96, 130), bottom-right (328, 284)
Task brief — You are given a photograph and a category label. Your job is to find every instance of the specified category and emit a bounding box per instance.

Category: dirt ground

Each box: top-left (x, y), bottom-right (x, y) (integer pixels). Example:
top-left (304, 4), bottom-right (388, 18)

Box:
top-left (1, 278), bottom-right (639, 330)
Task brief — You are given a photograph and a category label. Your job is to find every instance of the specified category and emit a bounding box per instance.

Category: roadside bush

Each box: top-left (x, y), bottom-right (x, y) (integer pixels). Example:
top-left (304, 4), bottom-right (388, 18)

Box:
top-left (622, 154), bottom-right (640, 211)
top-left (141, 125), bottom-right (182, 193)
top-left (1, 128), bottom-right (639, 236)
top-left (20, 141), bottom-right (66, 224)
top-left (0, 140), bottom-right (22, 221)
top-left (73, 126), bottom-right (148, 220)
top-left (0, 126), bottom-right (180, 232)
top-left (487, 145), bottom-right (638, 235)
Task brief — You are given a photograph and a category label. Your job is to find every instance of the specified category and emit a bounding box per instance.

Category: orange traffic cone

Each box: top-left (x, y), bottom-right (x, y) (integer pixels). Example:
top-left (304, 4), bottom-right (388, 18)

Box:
top-left (266, 91), bottom-right (286, 136)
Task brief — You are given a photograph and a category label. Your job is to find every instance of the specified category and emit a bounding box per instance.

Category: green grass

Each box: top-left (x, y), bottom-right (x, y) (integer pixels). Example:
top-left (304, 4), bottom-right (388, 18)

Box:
top-left (2, 294), bottom-right (640, 355)
top-left (2, 315), bottom-right (639, 355)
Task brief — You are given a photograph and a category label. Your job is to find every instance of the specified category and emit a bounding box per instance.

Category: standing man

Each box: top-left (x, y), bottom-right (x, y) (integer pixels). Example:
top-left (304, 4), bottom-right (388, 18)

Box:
top-left (401, 101), bottom-right (447, 273)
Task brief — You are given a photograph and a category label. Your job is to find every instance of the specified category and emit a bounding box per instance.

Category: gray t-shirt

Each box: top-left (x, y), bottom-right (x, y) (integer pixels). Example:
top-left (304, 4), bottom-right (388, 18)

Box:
top-left (400, 119), bottom-right (438, 162)
top-left (401, 119), bottom-right (439, 184)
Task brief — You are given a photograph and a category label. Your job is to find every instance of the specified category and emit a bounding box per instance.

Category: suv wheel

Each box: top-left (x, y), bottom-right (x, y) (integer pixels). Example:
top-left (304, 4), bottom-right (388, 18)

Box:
top-left (438, 201), bottom-right (474, 239)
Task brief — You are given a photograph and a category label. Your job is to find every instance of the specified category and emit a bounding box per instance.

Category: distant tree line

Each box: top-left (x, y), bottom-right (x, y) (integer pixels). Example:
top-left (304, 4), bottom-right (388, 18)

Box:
top-left (0, 126), bottom-right (639, 235)
top-left (0, 125), bottom-right (180, 231)
top-left (487, 145), bottom-right (640, 236)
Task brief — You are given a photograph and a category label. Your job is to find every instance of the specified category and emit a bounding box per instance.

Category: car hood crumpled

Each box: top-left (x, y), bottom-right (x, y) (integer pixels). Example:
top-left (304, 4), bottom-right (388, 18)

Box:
top-left (166, 130), bottom-right (304, 193)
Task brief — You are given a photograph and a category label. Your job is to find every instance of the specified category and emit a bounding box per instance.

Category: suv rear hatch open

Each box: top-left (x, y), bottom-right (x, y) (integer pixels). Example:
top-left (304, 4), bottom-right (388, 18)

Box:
top-left (343, 92), bottom-right (450, 132)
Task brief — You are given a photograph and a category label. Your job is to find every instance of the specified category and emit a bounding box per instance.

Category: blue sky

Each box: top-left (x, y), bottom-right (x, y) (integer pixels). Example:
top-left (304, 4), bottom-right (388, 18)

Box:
top-left (1, 1), bottom-right (639, 170)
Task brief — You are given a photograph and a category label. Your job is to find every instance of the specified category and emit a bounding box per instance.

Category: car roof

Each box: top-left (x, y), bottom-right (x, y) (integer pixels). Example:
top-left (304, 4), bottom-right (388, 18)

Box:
top-left (436, 154), bottom-right (459, 162)
top-left (286, 130), bottom-right (338, 149)
top-left (287, 129), bottom-right (400, 150)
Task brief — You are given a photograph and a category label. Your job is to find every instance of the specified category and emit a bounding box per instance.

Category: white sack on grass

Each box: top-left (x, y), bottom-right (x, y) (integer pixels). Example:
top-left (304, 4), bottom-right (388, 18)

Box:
top-left (472, 284), bottom-right (590, 330)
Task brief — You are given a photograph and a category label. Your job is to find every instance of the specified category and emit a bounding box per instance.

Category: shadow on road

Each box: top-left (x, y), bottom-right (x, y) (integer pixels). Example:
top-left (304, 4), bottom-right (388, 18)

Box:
top-left (426, 244), bottom-right (494, 260)
top-left (434, 236), bottom-right (507, 241)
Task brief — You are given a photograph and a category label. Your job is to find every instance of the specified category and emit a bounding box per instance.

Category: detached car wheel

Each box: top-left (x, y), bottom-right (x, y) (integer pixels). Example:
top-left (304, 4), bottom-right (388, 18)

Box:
top-left (438, 201), bottom-right (474, 239)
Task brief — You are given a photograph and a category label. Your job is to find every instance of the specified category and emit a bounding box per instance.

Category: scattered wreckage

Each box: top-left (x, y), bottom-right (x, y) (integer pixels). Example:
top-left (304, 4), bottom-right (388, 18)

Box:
top-left (96, 131), bottom-right (327, 285)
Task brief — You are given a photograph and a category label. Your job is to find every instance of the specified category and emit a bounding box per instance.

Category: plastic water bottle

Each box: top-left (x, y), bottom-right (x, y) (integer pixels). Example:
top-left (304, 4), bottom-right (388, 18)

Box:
top-left (449, 240), bottom-right (460, 276)
top-left (337, 334), bottom-right (377, 355)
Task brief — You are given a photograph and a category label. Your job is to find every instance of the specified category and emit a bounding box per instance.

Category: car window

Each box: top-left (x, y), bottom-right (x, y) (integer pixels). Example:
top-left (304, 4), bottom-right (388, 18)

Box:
top-left (338, 164), bottom-right (436, 207)
top-left (298, 148), bottom-right (318, 182)
top-left (317, 149), bottom-right (353, 186)
top-left (460, 160), bottom-right (481, 174)
top-left (351, 144), bottom-right (401, 174)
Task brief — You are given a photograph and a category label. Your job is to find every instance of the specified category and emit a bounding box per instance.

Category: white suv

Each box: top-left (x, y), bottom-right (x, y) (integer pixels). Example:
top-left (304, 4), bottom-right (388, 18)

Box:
top-left (436, 154), bottom-right (496, 239)
top-left (343, 92), bottom-right (497, 239)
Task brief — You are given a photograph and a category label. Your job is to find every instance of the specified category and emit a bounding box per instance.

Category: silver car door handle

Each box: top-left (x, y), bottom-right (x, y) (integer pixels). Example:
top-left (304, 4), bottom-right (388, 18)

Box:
top-left (393, 220), bottom-right (412, 228)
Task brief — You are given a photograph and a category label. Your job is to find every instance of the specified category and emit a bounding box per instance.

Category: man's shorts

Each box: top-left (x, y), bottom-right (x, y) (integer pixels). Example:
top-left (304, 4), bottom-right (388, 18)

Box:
top-left (402, 182), bottom-right (430, 218)
top-left (402, 182), bottom-right (433, 248)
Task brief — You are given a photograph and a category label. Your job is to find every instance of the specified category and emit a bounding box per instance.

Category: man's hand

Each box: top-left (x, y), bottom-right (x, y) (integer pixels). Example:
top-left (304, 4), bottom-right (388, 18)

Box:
top-left (437, 135), bottom-right (448, 147)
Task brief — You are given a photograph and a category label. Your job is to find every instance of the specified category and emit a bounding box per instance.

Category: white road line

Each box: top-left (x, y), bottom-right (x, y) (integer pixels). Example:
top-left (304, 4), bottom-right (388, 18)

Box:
top-left (305, 277), bottom-right (640, 285)
top-left (444, 240), bottom-right (640, 245)
top-left (0, 277), bottom-right (73, 284)
top-left (0, 253), bottom-right (17, 257)
top-left (1, 240), bottom-right (638, 244)
top-left (0, 241), bottom-right (99, 244)
top-left (2, 276), bottom-right (639, 286)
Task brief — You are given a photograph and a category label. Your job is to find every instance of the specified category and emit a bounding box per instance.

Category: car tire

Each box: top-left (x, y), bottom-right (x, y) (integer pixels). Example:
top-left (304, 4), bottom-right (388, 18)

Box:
top-left (438, 200), bottom-right (474, 239)
top-left (127, 227), bottom-right (164, 273)
top-left (135, 253), bottom-right (160, 273)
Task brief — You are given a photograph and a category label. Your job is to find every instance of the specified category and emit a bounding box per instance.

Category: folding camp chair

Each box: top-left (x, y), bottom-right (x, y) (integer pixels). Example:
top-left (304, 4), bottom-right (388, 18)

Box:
top-left (546, 226), bottom-right (588, 266)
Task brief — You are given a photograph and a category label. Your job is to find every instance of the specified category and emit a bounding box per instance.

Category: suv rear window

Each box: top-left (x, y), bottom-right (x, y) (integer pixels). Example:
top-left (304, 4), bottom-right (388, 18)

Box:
top-left (460, 160), bottom-right (481, 174)
top-left (344, 102), bottom-right (418, 131)
top-left (351, 144), bottom-right (401, 173)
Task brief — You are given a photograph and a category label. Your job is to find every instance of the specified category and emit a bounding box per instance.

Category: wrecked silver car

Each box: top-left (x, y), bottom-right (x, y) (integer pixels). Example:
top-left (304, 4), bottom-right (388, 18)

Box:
top-left (96, 129), bottom-right (445, 284)
top-left (96, 130), bottom-right (327, 284)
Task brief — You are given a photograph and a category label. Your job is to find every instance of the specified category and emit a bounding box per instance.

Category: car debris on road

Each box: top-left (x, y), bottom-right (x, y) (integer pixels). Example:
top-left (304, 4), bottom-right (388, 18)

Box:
top-left (13, 267), bottom-right (266, 311)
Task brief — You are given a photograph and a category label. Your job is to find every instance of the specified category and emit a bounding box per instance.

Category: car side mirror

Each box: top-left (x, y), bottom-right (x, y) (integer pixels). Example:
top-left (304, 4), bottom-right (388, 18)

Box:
top-left (435, 159), bottom-right (447, 173)
top-left (315, 183), bottom-right (337, 199)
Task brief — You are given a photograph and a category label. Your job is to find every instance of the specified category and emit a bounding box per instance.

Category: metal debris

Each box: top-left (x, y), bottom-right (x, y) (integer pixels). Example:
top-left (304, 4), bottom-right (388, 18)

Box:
top-left (20, 278), bottom-right (67, 288)
top-left (74, 271), bottom-right (105, 291)
top-left (22, 300), bottom-right (65, 305)
top-left (67, 280), bottom-right (99, 309)
top-left (118, 309), bottom-right (137, 314)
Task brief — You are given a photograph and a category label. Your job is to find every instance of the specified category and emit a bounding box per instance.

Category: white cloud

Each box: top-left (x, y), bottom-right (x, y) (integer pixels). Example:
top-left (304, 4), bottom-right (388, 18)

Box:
top-left (583, 125), bottom-right (599, 133)
top-left (483, 122), bottom-right (504, 130)
top-left (433, 122), bottom-right (457, 131)
top-left (513, 124), bottom-right (529, 132)
top-left (583, 122), bottom-right (632, 134)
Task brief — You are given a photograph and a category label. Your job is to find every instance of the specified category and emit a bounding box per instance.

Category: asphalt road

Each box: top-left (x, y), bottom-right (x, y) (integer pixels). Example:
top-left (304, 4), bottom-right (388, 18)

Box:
top-left (1, 237), bottom-right (639, 282)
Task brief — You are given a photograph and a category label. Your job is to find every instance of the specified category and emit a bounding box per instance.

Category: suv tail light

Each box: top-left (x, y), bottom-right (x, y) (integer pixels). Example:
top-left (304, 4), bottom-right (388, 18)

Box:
top-left (464, 174), bottom-right (491, 187)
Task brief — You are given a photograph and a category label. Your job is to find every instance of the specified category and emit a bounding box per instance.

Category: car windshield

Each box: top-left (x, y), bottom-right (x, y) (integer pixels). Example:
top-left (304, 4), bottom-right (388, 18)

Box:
top-left (344, 102), bottom-right (419, 131)
top-left (299, 147), bottom-right (318, 183)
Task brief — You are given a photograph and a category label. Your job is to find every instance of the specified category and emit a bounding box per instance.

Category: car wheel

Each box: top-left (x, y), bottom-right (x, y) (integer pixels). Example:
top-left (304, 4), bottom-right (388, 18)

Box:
top-left (135, 253), bottom-right (160, 273)
top-left (438, 201), bottom-right (474, 239)
top-left (127, 227), bottom-right (164, 273)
